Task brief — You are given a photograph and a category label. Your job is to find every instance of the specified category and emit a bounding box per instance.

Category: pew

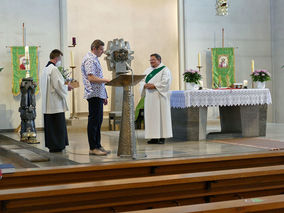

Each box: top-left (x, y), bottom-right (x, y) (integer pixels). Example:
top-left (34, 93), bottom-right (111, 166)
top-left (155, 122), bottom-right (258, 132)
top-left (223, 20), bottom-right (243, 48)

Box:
top-left (1, 165), bottom-right (284, 212)
top-left (3, 150), bottom-right (284, 190)
top-left (124, 194), bottom-right (284, 213)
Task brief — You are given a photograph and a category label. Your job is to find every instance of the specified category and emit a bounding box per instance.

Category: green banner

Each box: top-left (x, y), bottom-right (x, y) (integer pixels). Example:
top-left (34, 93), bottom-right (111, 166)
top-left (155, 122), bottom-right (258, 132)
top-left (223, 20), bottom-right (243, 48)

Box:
top-left (11, 46), bottom-right (39, 96)
top-left (211, 48), bottom-right (235, 88)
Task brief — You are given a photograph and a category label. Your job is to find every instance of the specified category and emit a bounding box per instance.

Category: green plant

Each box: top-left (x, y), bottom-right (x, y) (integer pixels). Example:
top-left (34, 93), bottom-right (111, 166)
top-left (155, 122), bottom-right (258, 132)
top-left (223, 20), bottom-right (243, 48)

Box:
top-left (183, 69), bottom-right (202, 84)
top-left (250, 70), bottom-right (271, 82)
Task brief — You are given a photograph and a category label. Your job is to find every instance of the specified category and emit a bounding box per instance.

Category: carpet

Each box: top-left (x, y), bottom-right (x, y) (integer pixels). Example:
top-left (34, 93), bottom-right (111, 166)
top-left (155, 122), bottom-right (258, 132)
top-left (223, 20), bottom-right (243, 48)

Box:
top-left (211, 138), bottom-right (284, 150)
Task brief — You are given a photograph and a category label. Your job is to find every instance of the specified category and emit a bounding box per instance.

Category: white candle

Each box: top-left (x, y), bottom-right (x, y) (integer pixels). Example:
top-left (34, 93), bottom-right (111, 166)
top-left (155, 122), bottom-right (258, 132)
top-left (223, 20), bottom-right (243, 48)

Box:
top-left (24, 46), bottom-right (30, 73)
top-left (251, 59), bottom-right (254, 73)
top-left (198, 52), bottom-right (201, 66)
top-left (70, 51), bottom-right (75, 66)
top-left (243, 80), bottom-right (248, 87)
top-left (25, 46), bottom-right (29, 60)
top-left (25, 46), bottom-right (30, 70)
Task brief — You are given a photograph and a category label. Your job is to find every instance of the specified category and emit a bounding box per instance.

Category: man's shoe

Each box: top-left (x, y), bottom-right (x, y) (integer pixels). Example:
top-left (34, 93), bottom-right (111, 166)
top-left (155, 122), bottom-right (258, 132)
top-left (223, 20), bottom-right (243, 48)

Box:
top-left (89, 149), bottom-right (107, 156)
top-left (158, 138), bottom-right (165, 144)
top-left (99, 147), bottom-right (111, 154)
top-left (147, 139), bottom-right (159, 144)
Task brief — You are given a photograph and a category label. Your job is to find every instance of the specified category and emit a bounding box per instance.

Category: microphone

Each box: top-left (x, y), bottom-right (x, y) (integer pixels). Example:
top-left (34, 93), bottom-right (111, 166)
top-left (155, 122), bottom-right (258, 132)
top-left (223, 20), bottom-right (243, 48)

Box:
top-left (125, 62), bottom-right (132, 71)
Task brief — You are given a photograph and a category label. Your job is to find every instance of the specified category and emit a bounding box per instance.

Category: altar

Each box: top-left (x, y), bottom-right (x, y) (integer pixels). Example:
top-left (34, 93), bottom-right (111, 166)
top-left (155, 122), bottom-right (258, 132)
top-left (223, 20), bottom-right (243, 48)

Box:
top-left (170, 89), bottom-right (272, 141)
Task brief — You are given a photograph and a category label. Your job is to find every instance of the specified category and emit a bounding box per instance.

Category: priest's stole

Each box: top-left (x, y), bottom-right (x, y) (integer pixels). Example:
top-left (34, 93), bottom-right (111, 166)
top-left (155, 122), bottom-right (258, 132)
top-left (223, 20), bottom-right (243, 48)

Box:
top-left (211, 48), bottom-right (235, 88)
top-left (11, 46), bottom-right (39, 96)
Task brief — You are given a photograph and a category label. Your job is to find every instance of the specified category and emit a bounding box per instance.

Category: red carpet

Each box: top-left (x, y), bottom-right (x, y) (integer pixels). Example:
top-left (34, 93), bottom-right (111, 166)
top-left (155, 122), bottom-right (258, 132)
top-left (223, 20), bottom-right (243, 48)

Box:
top-left (212, 138), bottom-right (284, 150)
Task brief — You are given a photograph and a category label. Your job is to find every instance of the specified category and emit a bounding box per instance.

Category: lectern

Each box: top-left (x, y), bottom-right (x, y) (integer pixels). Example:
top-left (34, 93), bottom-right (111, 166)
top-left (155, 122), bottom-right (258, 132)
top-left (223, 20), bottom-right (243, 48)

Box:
top-left (106, 74), bottom-right (145, 158)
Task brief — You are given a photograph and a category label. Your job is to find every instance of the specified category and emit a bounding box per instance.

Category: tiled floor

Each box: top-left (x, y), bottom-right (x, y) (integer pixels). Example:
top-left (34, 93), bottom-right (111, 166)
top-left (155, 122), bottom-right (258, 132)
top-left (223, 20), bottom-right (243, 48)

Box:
top-left (1, 121), bottom-right (284, 168)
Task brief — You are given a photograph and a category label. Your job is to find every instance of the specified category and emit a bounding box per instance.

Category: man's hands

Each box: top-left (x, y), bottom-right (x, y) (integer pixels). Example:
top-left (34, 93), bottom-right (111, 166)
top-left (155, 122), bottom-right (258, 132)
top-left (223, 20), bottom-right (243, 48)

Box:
top-left (104, 99), bottom-right (108, 105)
top-left (87, 74), bottom-right (110, 84)
top-left (144, 83), bottom-right (156, 90)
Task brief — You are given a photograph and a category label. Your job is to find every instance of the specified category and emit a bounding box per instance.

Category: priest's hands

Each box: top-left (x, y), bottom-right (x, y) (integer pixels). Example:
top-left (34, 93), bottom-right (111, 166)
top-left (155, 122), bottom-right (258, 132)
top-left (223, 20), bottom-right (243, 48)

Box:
top-left (144, 83), bottom-right (156, 90)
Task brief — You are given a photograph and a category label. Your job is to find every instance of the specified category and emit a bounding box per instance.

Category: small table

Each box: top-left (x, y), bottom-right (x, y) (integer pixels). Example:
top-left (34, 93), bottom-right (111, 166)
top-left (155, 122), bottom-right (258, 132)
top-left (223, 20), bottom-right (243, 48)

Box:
top-left (170, 89), bottom-right (272, 141)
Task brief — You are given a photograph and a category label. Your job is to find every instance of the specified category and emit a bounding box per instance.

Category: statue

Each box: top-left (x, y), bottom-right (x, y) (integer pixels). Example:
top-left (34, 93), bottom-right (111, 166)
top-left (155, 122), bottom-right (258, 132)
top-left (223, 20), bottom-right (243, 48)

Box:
top-left (19, 77), bottom-right (38, 143)
top-left (19, 47), bottom-right (38, 144)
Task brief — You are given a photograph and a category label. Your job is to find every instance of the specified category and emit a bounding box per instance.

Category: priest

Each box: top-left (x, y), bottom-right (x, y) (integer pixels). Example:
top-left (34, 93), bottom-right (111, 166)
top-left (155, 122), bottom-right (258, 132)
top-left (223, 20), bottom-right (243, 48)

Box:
top-left (140, 53), bottom-right (173, 144)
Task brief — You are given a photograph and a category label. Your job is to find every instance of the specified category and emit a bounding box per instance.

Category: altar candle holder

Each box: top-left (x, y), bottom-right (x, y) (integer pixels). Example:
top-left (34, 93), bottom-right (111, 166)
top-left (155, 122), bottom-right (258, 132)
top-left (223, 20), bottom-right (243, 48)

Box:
top-left (196, 65), bottom-right (202, 72)
top-left (69, 65), bottom-right (78, 119)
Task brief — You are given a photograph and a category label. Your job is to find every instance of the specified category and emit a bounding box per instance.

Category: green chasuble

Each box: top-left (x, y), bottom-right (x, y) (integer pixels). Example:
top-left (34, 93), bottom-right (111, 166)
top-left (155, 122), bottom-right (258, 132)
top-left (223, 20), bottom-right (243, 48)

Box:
top-left (135, 66), bottom-right (165, 121)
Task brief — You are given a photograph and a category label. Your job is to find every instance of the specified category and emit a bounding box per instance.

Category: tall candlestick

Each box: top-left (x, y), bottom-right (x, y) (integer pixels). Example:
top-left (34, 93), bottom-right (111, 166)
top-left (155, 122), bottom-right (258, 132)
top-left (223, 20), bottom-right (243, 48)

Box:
top-left (251, 59), bottom-right (254, 73)
top-left (198, 52), bottom-right (201, 66)
top-left (70, 51), bottom-right (75, 67)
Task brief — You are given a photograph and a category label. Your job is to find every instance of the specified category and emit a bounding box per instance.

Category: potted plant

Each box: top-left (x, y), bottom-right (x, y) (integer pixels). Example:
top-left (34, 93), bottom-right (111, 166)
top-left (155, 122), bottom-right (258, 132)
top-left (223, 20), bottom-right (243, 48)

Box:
top-left (250, 69), bottom-right (271, 89)
top-left (183, 69), bottom-right (202, 90)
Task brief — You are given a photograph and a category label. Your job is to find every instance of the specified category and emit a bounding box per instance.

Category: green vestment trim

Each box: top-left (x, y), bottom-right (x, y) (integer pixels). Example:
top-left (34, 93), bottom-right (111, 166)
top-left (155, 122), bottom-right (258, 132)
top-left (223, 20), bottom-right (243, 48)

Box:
top-left (135, 65), bottom-right (166, 121)
top-left (145, 65), bottom-right (165, 83)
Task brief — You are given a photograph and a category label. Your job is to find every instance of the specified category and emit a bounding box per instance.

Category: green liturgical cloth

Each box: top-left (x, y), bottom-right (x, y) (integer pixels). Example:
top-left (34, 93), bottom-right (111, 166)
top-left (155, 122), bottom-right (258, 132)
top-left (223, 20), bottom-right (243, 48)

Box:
top-left (135, 66), bottom-right (165, 120)
top-left (11, 46), bottom-right (39, 96)
top-left (211, 48), bottom-right (235, 88)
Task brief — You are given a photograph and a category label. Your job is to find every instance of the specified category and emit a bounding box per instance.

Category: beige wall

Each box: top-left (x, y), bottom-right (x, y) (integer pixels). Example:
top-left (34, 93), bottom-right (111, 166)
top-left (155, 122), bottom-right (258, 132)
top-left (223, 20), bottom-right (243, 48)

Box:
top-left (67, 0), bottom-right (179, 112)
top-left (0, 0), bottom-right (61, 129)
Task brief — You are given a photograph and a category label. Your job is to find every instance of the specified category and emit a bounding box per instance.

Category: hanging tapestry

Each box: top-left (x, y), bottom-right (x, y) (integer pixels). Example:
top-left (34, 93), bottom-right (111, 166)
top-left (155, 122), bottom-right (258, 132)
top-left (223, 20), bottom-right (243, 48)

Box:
top-left (11, 46), bottom-right (39, 96)
top-left (211, 47), bottom-right (235, 88)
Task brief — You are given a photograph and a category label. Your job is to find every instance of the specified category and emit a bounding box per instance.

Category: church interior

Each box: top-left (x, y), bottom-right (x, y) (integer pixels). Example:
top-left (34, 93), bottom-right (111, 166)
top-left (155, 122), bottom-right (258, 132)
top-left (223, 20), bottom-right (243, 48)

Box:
top-left (1, 0), bottom-right (284, 212)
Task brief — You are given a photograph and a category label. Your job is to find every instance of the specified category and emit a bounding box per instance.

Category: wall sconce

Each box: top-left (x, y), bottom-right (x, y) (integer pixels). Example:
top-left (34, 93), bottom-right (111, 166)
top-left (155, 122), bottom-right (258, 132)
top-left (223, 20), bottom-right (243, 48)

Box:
top-left (216, 0), bottom-right (228, 16)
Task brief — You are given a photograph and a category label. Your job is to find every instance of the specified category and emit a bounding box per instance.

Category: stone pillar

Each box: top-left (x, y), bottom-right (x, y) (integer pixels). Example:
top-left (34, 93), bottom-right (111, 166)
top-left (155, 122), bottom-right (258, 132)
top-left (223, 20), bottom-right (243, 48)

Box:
top-left (171, 106), bottom-right (207, 141)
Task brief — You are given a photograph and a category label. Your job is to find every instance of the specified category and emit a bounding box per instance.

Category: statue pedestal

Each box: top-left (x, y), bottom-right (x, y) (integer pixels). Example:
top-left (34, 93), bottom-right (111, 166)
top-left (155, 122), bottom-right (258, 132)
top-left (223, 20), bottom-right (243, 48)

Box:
top-left (106, 74), bottom-right (145, 158)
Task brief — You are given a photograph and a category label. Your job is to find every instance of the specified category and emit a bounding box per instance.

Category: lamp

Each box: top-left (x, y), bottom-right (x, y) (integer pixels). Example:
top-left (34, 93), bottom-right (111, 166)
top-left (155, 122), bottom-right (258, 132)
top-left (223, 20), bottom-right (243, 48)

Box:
top-left (216, 0), bottom-right (228, 16)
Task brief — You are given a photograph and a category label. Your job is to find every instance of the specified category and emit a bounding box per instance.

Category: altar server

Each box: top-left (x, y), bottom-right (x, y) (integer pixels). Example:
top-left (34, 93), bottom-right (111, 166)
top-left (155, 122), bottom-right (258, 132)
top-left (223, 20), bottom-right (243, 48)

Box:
top-left (41, 49), bottom-right (72, 152)
top-left (140, 53), bottom-right (173, 144)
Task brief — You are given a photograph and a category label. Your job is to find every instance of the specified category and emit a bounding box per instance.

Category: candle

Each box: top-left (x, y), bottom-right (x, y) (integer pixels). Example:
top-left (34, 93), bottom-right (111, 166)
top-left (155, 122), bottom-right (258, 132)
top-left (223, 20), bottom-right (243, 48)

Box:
top-left (251, 59), bottom-right (254, 73)
top-left (70, 51), bottom-right (75, 66)
top-left (24, 46), bottom-right (30, 71)
top-left (243, 80), bottom-right (248, 87)
top-left (198, 52), bottom-right (201, 66)
top-left (72, 37), bottom-right (76, 46)
top-left (24, 46), bottom-right (30, 77)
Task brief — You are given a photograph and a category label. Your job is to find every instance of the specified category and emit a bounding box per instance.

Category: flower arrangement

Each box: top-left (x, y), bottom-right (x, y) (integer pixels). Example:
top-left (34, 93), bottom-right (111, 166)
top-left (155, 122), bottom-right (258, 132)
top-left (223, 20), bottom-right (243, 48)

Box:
top-left (58, 66), bottom-right (72, 82)
top-left (250, 70), bottom-right (271, 82)
top-left (183, 69), bottom-right (202, 84)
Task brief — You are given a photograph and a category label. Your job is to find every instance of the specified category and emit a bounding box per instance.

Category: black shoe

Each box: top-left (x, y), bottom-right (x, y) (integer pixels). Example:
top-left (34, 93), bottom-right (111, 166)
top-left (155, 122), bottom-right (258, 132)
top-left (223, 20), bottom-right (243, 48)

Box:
top-left (158, 138), bottom-right (165, 144)
top-left (147, 139), bottom-right (159, 144)
top-left (49, 149), bottom-right (63, 153)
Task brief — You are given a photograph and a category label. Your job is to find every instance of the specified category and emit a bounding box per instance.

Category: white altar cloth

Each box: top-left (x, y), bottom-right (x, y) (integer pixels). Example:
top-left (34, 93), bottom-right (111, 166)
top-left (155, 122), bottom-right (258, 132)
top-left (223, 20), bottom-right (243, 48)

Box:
top-left (170, 89), bottom-right (272, 108)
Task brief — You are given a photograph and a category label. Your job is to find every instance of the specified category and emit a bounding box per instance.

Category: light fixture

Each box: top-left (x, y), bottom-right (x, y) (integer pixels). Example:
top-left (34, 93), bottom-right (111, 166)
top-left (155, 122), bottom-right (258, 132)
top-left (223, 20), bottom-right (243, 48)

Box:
top-left (216, 0), bottom-right (228, 16)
